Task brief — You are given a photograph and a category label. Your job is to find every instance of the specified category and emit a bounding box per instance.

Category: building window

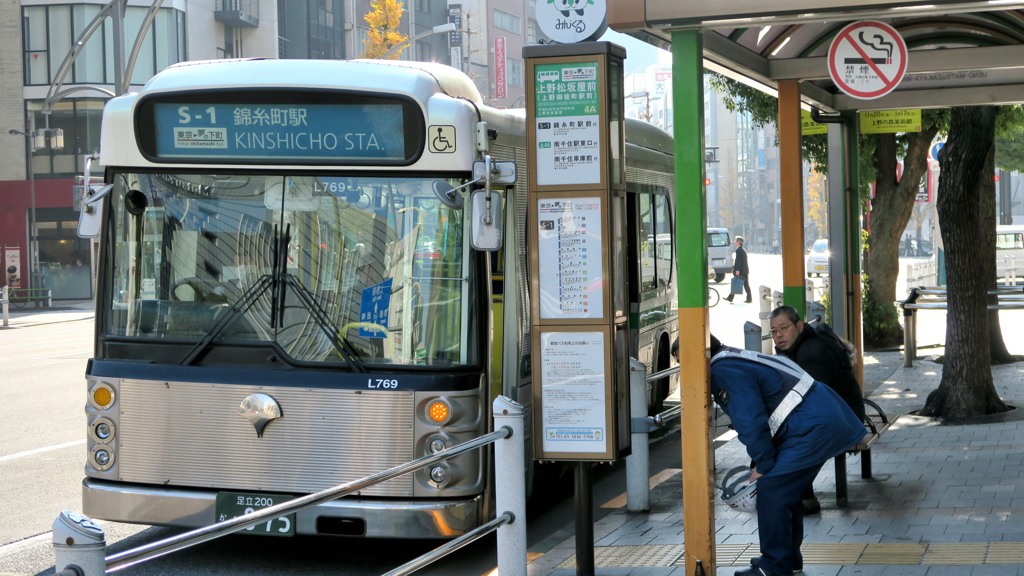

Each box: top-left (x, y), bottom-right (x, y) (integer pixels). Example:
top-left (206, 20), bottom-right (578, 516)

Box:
top-left (24, 98), bottom-right (106, 180)
top-left (508, 58), bottom-right (523, 88)
top-left (494, 10), bottom-right (521, 35)
top-left (22, 5), bottom-right (185, 86)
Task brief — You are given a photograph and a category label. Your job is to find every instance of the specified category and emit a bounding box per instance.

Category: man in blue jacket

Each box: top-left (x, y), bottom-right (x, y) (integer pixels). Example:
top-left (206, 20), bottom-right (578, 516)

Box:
top-left (709, 335), bottom-right (866, 576)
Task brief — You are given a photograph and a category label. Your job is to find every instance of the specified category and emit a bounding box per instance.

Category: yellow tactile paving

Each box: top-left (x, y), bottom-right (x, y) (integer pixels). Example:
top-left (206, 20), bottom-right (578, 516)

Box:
top-left (922, 542), bottom-right (987, 564)
top-left (546, 541), bottom-right (1024, 569)
top-left (986, 542), bottom-right (1024, 564)
top-left (800, 542), bottom-right (866, 565)
top-left (859, 543), bottom-right (927, 564)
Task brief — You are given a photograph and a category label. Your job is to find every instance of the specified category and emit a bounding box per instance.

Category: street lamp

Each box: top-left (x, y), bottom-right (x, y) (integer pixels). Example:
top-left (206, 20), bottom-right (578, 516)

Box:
top-left (626, 90), bottom-right (660, 123)
top-left (8, 117), bottom-right (63, 292)
top-left (382, 22), bottom-right (457, 60)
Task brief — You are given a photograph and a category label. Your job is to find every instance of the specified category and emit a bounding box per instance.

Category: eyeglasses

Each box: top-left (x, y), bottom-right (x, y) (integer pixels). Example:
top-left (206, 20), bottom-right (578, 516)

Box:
top-left (769, 323), bottom-right (793, 336)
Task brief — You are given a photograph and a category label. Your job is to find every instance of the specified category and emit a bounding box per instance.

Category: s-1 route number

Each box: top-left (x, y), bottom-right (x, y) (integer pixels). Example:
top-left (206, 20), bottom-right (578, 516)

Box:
top-left (368, 379), bottom-right (399, 389)
top-left (177, 106), bottom-right (217, 124)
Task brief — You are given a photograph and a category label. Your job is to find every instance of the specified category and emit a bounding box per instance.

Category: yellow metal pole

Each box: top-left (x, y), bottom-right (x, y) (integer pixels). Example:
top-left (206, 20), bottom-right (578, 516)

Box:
top-left (778, 80), bottom-right (806, 315)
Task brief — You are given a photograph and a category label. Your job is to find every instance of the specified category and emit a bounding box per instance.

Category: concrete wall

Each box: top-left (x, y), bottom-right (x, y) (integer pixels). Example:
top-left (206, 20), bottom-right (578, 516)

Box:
top-left (1, 2), bottom-right (26, 182)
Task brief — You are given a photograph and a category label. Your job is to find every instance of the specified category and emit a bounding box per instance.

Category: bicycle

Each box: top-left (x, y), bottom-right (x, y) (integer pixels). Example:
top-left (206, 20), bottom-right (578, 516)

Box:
top-left (708, 285), bottom-right (720, 308)
top-left (3, 286), bottom-right (27, 308)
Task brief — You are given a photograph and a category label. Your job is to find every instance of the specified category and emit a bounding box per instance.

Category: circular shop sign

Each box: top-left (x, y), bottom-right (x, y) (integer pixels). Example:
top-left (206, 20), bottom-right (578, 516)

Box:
top-left (536, 0), bottom-right (608, 44)
top-left (828, 20), bottom-right (908, 100)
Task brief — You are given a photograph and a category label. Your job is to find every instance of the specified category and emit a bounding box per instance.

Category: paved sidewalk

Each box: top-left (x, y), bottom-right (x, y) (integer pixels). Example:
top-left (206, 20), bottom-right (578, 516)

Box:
top-left (527, 343), bottom-right (1024, 575)
top-left (0, 299), bottom-right (94, 328)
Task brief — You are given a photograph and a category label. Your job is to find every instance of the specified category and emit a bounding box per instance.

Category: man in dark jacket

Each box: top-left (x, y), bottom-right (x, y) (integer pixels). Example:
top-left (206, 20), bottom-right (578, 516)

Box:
top-left (769, 305), bottom-right (867, 514)
top-left (725, 236), bottom-right (751, 303)
top-left (709, 335), bottom-right (865, 576)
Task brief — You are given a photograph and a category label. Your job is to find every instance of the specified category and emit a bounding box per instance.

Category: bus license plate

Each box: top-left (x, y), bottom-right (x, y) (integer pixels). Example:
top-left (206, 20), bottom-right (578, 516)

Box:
top-left (215, 492), bottom-right (296, 537)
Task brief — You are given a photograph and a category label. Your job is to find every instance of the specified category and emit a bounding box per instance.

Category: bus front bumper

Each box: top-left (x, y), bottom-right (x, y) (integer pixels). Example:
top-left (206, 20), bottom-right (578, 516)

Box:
top-left (82, 478), bottom-right (483, 539)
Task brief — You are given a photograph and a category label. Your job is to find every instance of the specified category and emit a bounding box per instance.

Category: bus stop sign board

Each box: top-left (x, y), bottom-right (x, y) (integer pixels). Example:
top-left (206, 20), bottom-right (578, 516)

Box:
top-left (828, 20), bottom-right (908, 100)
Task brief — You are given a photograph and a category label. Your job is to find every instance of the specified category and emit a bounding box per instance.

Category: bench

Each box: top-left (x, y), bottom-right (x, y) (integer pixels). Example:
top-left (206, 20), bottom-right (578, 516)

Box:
top-left (834, 398), bottom-right (892, 507)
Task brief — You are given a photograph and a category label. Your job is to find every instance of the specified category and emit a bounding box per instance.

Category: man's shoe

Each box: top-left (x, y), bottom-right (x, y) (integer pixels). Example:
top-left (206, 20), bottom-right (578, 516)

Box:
top-left (745, 298), bottom-right (753, 303)
top-left (725, 295), bottom-right (734, 303)
top-left (751, 557), bottom-right (801, 574)
top-left (802, 496), bottom-right (821, 515)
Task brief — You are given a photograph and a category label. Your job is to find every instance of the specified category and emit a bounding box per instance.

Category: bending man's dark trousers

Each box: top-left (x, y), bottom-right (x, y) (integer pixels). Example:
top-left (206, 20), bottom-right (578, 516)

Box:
top-left (753, 463), bottom-right (825, 574)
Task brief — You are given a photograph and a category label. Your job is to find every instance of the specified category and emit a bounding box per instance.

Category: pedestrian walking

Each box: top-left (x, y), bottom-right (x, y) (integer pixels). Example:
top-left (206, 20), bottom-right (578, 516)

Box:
top-left (725, 236), bottom-right (751, 303)
top-left (708, 335), bottom-right (866, 576)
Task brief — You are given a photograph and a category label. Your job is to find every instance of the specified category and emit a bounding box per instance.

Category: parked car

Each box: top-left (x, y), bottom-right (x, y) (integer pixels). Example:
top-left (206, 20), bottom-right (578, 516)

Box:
top-left (806, 238), bottom-right (830, 277)
top-left (707, 227), bottom-right (732, 283)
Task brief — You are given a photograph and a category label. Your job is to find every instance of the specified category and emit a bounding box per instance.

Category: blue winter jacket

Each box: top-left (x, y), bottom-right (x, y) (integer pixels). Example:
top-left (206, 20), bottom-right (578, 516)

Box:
top-left (710, 351), bottom-right (866, 477)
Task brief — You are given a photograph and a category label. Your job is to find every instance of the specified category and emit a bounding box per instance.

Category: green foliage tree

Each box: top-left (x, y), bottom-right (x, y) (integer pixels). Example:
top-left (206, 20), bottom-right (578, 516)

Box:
top-left (361, 0), bottom-right (408, 59)
top-left (707, 72), bottom-right (945, 348)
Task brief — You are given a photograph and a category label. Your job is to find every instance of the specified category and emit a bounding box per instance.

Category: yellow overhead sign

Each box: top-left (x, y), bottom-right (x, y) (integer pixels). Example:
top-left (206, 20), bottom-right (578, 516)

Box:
top-left (860, 110), bottom-right (922, 133)
top-left (801, 110), bottom-right (827, 135)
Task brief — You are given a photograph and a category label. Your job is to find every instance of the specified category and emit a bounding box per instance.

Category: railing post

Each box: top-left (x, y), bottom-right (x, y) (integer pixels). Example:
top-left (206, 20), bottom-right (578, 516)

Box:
top-left (902, 288), bottom-right (919, 368)
top-left (2, 286), bottom-right (8, 328)
top-left (743, 321), bottom-right (762, 352)
top-left (52, 511), bottom-right (106, 576)
top-left (493, 395), bottom-right (526, 576)
top-left (626, 358), bottom-right (649, 512)
top-left (758, 285), bottom-right (772, 353)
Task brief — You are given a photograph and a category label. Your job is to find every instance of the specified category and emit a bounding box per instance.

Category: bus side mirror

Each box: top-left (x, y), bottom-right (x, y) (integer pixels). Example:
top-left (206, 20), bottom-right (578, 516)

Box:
top-left (470, 190), bottom-right (503, 251)
top-left (78, 184), bottom-right (113, 238)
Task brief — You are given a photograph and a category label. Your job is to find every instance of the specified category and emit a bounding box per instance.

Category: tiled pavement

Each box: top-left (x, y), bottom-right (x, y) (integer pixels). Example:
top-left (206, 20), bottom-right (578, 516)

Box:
top-left (527, 347), bottom-right (1024, 575)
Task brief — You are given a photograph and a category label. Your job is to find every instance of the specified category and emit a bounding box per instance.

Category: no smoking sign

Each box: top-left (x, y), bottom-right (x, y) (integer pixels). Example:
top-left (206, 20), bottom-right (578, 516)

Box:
top-left (828, 21), bottom-right (908, 100)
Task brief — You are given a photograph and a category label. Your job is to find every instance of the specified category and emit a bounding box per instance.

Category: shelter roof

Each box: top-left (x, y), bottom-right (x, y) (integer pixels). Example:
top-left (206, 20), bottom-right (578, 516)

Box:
top-left (608, 1), bottom-right (1024, 111)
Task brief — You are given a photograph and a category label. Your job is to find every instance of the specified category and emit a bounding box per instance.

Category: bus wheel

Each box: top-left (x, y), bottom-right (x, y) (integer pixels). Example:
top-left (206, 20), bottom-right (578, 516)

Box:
top-left (714, 273), bottom-right (725, 283)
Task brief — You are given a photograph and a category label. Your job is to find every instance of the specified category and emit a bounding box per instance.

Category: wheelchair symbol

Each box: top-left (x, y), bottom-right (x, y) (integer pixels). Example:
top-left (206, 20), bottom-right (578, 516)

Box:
top-left (429, 125), bottom-right (456, 153)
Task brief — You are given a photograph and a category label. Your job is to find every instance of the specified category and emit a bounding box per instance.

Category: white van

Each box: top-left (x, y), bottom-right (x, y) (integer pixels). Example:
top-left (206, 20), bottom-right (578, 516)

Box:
top-left (707, 227), bottom-right (732, 283)
top-left (996, 224), bottom-right (1024, 281)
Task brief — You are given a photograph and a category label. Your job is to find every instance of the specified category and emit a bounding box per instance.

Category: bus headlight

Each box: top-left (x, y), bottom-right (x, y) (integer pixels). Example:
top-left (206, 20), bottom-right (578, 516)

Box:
top-left (90, 417), bottom-right (116, 444)
top-left (426, 433), bottom-right (451, 455)
top-left (426, 399), bottom-right (452, 425)
top-left (91, 445), bottom-right (115, 471)
top-left (429, 464), bottom-right (450, 487)
top-left (89, 382), bottom-right (116, 410)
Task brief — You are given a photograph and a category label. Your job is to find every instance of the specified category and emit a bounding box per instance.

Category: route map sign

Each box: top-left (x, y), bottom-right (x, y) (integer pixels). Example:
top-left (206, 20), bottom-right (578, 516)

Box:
top-left (828, 20), bottom-right (908, 100)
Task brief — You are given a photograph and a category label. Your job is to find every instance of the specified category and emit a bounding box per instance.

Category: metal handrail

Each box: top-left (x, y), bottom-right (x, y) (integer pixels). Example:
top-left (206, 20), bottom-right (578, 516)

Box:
top-left (646, 365), bottom-right (681, 426)
top-left (900, 285), bottom-right (1024, 366)
top-left (105, 426), bottom-right (513, 573)
top-left (902, 285), bottom-right (1024, 311)
top-left (382, 512), bottom-right (513, 576)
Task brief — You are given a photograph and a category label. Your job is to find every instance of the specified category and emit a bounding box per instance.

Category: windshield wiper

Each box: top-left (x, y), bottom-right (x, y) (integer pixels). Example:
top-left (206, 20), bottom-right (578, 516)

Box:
top-left (272, 224), bottom-right (367, 372)
top-left (283, 275), bottom-right (368, 373)
top-left (179, 274), bottom-right (273, 366)
top-left (180, 224), bottom-right (368, 372)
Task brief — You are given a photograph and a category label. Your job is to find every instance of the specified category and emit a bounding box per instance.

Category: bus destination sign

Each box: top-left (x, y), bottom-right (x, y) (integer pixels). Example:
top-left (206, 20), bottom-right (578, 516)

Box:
top-left (147, 101), bottom-right (412, 163)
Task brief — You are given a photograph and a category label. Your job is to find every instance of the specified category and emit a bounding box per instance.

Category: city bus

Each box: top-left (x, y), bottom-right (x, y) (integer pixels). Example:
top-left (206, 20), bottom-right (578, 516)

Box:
top-left (78, 58), bottom-right (677, 538)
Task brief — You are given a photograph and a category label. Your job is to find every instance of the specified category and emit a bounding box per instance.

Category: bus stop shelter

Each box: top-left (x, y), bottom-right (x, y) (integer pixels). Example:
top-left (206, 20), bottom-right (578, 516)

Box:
top-left (605, 1), bottom-right (1024, 574)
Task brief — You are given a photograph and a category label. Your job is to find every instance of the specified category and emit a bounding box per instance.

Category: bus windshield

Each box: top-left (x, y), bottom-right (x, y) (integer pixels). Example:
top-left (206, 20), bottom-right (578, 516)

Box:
top-left (105, 172), bottom-right (473, 367)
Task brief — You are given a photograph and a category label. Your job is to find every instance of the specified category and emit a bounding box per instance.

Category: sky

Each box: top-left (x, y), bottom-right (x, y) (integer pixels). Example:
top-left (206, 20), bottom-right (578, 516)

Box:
top-left (600, 29), bottom-right (671, 77)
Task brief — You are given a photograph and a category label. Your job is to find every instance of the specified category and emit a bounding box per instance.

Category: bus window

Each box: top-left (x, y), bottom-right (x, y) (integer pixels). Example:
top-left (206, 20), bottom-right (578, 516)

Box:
top-left (106, 173), bottom-right (473, 367)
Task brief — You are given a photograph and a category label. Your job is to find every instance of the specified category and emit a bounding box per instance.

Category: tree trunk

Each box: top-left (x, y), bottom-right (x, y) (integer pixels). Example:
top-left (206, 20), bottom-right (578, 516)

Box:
top-left (977, 146), bottom-right (1016, 363)
top-left (862, 128), bottom-right (938, 348)
top-left (922, 106), bottom-right (1008, 418)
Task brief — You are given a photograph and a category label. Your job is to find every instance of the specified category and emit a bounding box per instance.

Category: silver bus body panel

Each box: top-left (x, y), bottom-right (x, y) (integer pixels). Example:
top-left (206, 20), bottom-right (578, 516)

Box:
top-left (82, 478), bottom-right (483, 538)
